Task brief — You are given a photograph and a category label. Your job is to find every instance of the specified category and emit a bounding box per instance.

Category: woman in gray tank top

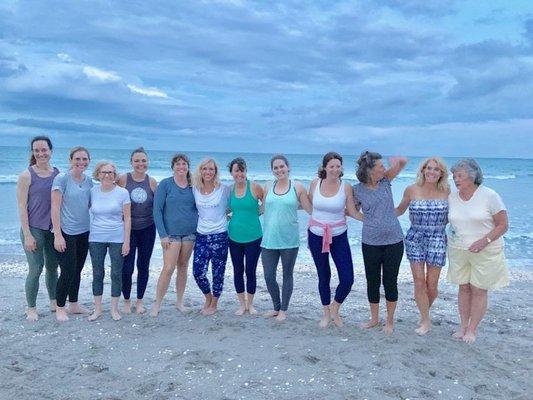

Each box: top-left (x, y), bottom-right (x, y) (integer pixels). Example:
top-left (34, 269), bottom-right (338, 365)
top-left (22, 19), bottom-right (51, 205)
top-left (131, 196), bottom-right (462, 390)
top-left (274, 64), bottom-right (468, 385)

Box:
top-left (353, 151), bottom-right (407, 335)
top-left (16, 136), bottom-right (60, 321)
top-left (118, 147), bottom-right (158, 315)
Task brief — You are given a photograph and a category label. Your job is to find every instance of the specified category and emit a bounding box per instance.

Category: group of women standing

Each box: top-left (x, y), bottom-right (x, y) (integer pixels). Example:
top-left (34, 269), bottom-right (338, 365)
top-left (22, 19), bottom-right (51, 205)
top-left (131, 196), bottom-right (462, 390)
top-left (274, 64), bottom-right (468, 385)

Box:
top-left (17, 136), bottom-right (509, 344)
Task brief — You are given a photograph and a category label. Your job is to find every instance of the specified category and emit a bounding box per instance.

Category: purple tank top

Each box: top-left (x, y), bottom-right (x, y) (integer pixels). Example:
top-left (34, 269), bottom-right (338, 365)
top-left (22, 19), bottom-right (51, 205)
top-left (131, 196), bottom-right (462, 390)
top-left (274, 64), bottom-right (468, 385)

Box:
top-left (125, 173), bottom-right (154, 230)
top-left (27, 166), bottom-right (59, 230)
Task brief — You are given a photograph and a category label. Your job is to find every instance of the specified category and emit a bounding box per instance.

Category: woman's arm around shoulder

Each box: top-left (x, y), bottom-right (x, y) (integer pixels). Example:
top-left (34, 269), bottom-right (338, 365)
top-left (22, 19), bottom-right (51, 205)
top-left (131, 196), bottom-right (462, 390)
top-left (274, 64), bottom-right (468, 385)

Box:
top-left (308, 178), bottom-right (319, 204)
top-left (251, 182), bottom-right (264, 203)
top-left (149, 176), bottom-right (158, 192)
top-left (396, 184), bottom-right (414, 216)
top-left (294, 181), bottom-right (312, 214)
top-left (345, 183), bottom-right (363, 221)
top-left (117, 173), bottom-right (127, 188)
top-left (385, 156), bottom-right (408, 182)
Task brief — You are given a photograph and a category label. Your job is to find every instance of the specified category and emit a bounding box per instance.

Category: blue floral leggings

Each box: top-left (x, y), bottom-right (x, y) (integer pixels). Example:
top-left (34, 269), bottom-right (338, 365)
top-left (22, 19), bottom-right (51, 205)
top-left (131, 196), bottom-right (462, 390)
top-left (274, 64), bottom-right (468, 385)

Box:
top-left (193, 232), bottom-right (229, 298)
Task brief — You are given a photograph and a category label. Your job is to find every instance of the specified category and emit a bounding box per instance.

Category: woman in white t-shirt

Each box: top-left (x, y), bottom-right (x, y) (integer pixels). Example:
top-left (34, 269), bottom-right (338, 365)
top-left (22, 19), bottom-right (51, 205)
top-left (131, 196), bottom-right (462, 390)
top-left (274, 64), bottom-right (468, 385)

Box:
top-left (192, 158), bottom-right (230, 316)
top-left (88, 161), bottom-right (131, 321)
top-left (447, 159), bottom-right (509, 344)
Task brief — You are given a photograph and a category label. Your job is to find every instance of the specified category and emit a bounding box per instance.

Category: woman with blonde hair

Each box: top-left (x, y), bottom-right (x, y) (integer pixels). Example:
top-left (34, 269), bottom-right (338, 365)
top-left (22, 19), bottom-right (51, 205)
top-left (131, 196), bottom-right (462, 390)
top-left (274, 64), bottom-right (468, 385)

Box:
top-left (192, 158), bottom-right (230, 315)
top-left (150, 153), bottom-right (197, 317)
top-left (396, 157), bottom-right (450, 335)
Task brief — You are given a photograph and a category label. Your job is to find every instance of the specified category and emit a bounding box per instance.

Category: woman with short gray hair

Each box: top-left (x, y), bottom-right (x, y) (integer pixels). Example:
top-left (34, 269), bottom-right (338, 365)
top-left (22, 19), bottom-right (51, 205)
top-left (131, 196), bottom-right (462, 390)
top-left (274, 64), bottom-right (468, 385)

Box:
top-left (353, 151), bottom-right (407, 335)
top-left (447, 158), bottom-right (509, 344)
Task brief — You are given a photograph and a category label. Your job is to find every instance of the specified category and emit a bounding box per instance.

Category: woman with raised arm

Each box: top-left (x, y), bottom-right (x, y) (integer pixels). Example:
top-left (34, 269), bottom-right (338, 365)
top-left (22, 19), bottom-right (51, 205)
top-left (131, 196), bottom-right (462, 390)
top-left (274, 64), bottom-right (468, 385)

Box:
top-left (51, 146), bottom-right (93, 322)
top-left (396, 157), bottom-right (450, 335)
top-left (447, 159), bottom-right (508, 344)
top-left (150, 154), bottom-right (198, 317)
top-left (118, 147), bottom-right (157, 315)
top-left (353, 151), bottom-right (407, 335)
top-left (192, 158), bottom-right (230, 316)
top-left (308, 152), bottom-right (361, 328)
top-left (17, 135), bottom-right (59, 321)
top-left (261, 154), bottom-right (311, 322)
top-left (228, 157), bottom-right (264, 315)
top-left (88, 161), bottom-right (131, 321)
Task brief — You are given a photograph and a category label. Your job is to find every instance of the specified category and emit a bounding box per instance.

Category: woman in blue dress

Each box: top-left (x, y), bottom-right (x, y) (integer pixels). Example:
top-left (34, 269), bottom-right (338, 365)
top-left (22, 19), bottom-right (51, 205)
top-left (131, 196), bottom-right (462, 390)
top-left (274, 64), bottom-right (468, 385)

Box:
top-left (396, 157), bottom-right (450, 335)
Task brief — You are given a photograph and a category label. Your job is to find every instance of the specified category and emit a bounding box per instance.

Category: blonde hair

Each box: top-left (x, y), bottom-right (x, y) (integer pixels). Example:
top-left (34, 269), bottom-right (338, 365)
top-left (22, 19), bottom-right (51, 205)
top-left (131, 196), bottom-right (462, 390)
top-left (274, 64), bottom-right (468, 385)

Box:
top-left (416, 157), bottom-right (449, 192)
top-left (92, 160), bottom-right (118, 181)
top-left (193, 158), bottom-right (220, 189)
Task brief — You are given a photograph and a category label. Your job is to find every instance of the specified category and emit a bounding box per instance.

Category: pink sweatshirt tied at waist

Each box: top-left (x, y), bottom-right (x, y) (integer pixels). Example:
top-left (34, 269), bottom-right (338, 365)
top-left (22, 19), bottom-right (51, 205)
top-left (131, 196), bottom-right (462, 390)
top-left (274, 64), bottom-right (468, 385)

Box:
top-left (308, 218), bottom-right (347, 253)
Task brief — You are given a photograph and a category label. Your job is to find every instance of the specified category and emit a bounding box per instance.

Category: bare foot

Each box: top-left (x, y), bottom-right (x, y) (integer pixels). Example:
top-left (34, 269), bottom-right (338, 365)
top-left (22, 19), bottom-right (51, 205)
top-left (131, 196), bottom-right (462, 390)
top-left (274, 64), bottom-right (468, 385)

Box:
top-left (25, 308), bottom-right (39, 322)
top-left (330, 311), bottom-right (344, 328)
top-left (235, 305), bottom-right (246, 316)
top-left (135, 301), bottom-right (146, 315)
top-left (462, 331), bottom-right (477, 344)
top-left (452, 328), bottom-right (466, 340)
top-left (202, 306), bottom-right (217, 316)
top-left (247, 305), bottom-right (258, 315)
top-left (415, 321), bottom-right (431, 336)
top-left (67, 303), bottom-right (89, 314)
top-left (275, 311), bottom-right (287, 322)
top-left (49, 300), bottom-right (57, 312)
top-left (88, 310), bottom-right (103, 321)
top-left (56, 307), bottom-right (69, 322)
top-left (382, 322), bottom-right (394, 335)
top-left (110, 309), bottom-right (122, 321)
top-left (359, 319), bottom-right (380, 329)
top-left (175, 303), bottom-right (189, 313)
top-left (319, 315), bottom-right (330, 328)
top-left (123, 300), bottom-right (132, 314)
top-left (149, 303), bottom-right (160, 317)
top-left (264, 310), bottom-right (279, 318)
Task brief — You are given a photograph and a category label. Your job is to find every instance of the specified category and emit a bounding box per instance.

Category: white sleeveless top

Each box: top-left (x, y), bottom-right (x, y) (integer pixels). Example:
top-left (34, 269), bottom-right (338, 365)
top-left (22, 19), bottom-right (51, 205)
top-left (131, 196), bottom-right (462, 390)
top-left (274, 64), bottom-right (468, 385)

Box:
top-left (309, 180), bottom-right (347, 237)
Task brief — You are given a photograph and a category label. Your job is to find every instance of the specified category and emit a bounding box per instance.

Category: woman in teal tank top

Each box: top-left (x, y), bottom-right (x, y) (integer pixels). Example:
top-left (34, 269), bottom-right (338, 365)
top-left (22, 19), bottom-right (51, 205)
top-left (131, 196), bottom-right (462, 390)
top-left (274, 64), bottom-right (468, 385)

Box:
top-left (261, 154), bottom-right (311, 322)
top-left (228, 158), bottom-right (264, 316)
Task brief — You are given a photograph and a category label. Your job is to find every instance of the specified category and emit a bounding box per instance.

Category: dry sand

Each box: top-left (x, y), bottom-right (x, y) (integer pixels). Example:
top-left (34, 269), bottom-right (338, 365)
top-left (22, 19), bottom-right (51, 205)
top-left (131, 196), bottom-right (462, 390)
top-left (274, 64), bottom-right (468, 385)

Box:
top-left (0, 260), bottom-right (531, 400)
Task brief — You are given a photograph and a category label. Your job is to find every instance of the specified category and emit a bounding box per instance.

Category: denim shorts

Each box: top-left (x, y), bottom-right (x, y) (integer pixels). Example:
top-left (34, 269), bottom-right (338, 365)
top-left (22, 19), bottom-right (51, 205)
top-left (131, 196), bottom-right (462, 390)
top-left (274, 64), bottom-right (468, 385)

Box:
top-left (168, 233), bottom-right (196, 242)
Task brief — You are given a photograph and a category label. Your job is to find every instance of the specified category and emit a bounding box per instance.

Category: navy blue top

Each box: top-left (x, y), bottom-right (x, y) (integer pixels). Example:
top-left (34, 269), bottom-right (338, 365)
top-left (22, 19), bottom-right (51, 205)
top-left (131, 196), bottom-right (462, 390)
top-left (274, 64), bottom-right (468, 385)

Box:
top-left (352, 178), bottom-right (404, 245)
top-left (153, 177), bottom-right (198, 238)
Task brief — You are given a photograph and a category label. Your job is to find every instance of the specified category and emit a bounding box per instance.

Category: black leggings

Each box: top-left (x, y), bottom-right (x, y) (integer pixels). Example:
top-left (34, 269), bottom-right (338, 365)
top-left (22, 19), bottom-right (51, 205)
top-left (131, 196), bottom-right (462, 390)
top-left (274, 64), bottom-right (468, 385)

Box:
top-left (362, 241), bottom-right (404, 303)
top-left (55, 231), bottom-right (90, 307)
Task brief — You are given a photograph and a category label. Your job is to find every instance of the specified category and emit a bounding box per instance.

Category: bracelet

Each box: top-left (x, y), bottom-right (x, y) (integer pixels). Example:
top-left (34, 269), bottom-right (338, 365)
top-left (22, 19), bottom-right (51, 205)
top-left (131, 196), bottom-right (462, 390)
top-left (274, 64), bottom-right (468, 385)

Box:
top-left (486, 236), bottom-right (492, 244)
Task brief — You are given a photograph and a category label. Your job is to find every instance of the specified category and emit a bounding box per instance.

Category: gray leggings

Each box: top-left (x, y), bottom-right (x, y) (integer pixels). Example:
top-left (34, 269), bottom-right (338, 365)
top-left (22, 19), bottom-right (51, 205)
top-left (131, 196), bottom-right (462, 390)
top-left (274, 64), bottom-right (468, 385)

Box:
top-left (21, 227), bottom-right (58, 308)
top-left (89, 242), bottom-right (124, 297)
top-left (261, 247), bottom-right (298, 312)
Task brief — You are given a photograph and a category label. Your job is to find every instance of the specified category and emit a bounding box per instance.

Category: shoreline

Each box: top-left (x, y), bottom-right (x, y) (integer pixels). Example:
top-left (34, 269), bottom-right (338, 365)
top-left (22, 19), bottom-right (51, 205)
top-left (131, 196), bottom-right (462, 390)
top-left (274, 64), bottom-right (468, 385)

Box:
top-left (0, 261), bottom-right (531, 399)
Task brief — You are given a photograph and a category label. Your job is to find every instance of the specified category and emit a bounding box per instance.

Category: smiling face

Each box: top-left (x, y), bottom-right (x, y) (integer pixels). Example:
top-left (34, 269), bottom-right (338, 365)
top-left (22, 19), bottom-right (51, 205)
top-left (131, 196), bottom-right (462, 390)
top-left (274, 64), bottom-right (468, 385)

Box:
top-left (272, 159), bottom-right (289, 180)
top-left (369, 159), bottom-right (386, 182)
top-left (98, 164), bottom-right (116, 184)
top-left (200, 161), bottom-right (216, 183)
top-left (452, 168), bottom-right (475, 192)
top-left (325, 158), bottom-right (342, 179)
top-left (131, 152), bottom-right (148, 174)
top-left (231, 163), bottom-right (246, 184)
top-left (32, 140), bottom-right (52, 165)
top-left (70, 150), bottom-right (90, 174)
top-left (423, 160), bottom-right (442, 184)
top-left (172, 158), bottom-right (189, 178)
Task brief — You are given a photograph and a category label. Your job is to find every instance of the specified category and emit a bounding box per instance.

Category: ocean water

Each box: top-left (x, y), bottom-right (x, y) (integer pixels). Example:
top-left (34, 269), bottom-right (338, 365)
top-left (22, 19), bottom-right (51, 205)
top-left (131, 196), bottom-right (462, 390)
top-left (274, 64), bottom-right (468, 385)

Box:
top-left (1, 145), bottom-right (531, 268)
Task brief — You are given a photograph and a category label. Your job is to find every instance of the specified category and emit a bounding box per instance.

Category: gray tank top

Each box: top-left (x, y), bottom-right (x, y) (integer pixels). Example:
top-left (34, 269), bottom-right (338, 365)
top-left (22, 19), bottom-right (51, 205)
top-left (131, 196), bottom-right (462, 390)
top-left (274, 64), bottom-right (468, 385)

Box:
top-left (352, 178), bottom-right (403, 245)
top-left (125, 173), bottom-right (154, 230)
top-left (27, 166), bottom-right (59, 230)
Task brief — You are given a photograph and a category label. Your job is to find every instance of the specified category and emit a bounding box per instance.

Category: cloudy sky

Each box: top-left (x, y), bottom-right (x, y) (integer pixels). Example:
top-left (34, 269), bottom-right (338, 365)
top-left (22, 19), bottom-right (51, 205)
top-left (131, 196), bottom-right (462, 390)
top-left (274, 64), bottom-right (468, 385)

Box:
top-left (1, 0), bottom-right (532, 157)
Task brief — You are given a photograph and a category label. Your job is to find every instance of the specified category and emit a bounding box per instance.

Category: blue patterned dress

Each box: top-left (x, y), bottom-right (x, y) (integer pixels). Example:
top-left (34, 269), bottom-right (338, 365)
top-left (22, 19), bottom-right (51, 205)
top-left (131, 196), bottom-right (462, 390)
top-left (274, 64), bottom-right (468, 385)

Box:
top-left (404, 199), bottom-right (448, 267)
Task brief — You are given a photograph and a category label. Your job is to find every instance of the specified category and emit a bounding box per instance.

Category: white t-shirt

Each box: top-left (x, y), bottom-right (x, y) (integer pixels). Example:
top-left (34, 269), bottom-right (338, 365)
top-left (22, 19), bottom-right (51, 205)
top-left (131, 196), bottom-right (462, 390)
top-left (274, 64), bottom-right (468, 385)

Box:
top-left (89, 185), bottom-right (131, 243)
top-left (448, 185), bottom-right (506, 250)
top-left (193, 185), bottom-right (230, 235)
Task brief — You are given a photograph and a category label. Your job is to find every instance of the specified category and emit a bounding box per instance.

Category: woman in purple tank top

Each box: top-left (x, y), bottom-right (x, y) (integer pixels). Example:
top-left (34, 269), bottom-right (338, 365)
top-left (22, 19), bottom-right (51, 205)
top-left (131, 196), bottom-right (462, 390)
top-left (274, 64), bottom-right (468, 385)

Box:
top-left (118, 147), bottom-right (157, 315)
top-left (16, 136), bottom-right (60, 321)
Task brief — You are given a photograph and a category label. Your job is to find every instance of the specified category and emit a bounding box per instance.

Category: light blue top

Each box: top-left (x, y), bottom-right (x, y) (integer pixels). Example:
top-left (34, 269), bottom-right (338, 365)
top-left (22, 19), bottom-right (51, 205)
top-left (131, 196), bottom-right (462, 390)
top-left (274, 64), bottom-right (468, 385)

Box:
top-left (353, 178), bottom-right (404, 245)
top-left (261, 180), bottom-right (299, 249)
top-left (52, 172), bottom-right (93, 235)
top-left (153, 177), bottom-right (198, 238)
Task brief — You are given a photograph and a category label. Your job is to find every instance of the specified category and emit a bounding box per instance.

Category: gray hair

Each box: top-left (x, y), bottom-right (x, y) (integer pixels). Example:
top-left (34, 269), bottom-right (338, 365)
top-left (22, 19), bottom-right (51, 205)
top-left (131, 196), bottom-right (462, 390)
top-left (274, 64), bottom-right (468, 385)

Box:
top-left (356, 151), bottom-right (382, 184)
top-left (450, 158), bottom-right (483, 185)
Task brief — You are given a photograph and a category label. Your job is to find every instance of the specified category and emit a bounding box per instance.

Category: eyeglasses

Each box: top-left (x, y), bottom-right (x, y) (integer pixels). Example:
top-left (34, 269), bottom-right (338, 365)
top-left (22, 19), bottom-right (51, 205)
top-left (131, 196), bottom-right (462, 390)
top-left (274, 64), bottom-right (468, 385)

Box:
top-left (99, 170), bottom-right (115, 175)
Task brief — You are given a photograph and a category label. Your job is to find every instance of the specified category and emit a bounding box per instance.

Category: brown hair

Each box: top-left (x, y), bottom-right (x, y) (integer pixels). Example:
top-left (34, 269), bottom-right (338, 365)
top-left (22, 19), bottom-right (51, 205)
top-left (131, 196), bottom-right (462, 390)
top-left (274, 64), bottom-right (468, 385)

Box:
top-left (318, 151), bottom-right (344, 179)
top-left (355, 150), bottom-right (382, 184)
top-left (171, 153), bottom-right (192, 186)
top-left (270, 154), bottom-right (289, 170)
top-left (29, 136), bottom-right (53, 166)
top-left (69, 146), bottom-right (91, 160)
top-left (130, 146), bottom-right (147, 161)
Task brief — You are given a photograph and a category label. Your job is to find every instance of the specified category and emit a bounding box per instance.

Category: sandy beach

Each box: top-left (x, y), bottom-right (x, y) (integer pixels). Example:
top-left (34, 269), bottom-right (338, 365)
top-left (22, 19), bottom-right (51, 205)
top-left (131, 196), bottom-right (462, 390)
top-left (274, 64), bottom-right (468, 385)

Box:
top-left (0, 259), bottom-right (531, 400)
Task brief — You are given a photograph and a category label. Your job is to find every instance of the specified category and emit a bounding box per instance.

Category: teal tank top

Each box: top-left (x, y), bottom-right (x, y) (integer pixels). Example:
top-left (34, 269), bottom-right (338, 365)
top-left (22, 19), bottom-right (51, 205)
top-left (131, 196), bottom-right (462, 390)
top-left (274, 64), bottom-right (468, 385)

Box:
top-left (261, 180), bottom-right (299, 249)
top-left (228, 180), bottom-right (262, 243)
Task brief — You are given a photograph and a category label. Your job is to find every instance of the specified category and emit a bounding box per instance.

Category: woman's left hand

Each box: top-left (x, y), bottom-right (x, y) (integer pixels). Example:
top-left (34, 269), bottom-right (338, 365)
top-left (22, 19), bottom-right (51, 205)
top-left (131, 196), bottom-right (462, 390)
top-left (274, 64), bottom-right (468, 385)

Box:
top-left (468, 238), bottom-right (488, 253)
top-left (122, 242), bottom-right (130, 256)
